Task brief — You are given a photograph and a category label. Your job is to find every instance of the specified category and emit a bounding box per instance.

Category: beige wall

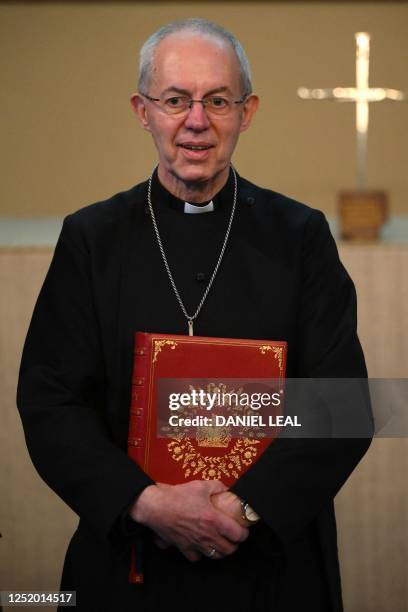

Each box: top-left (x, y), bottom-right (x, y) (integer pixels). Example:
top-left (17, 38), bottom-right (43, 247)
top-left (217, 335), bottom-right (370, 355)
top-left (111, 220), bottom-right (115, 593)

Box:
top-left (1, 2), bottom-right (407, 219)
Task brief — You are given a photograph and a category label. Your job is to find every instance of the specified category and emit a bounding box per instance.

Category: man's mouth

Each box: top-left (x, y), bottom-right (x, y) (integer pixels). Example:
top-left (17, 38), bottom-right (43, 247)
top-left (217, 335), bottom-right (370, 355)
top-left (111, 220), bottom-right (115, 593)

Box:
top-left (178, 144), bottom-right (214, 151)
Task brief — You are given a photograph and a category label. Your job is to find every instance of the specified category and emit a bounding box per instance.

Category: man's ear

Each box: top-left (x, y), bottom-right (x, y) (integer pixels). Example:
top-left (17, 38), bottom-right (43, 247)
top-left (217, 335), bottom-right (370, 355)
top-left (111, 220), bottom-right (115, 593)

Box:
top-left (130, 93), bottom-right (151, 132)
top-left (239, 94), bottom-right (259, 133)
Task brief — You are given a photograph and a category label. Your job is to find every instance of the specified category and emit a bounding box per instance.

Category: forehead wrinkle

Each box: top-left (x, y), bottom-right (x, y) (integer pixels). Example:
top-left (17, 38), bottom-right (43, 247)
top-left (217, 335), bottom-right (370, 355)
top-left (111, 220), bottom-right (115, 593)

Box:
top-left (150, 34), bottom-right (241, 93)
top-left (161, 85), bottom-right (233, 97)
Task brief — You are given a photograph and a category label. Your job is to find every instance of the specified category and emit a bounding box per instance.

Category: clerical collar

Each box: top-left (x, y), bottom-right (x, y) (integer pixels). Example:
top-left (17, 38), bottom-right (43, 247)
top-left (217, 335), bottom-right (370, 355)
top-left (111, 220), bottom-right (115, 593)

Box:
top-left (151, 167), bottom-right (235, 214)
top-left (184, 201), bottom-right (214, 214)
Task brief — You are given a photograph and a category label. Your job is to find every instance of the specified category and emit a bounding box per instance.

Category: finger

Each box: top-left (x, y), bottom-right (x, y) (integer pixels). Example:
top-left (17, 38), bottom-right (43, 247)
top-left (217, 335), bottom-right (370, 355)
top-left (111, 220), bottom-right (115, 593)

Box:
top-left (201, 546), bottom-right (224, 560)
top-left (206, 480), bottom-right (228, 495)
top-left (216, 513), bottom-right (250, 544)
top-left (180, 548), bottom-right (202, 562)
top-left (202, 537), bottom-right (238, 557)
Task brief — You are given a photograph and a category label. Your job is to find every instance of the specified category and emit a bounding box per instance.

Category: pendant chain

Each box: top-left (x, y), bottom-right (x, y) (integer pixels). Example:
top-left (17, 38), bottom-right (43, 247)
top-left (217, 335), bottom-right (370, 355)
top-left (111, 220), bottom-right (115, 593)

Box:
top-left (147, 166), bottom-right (238, 335)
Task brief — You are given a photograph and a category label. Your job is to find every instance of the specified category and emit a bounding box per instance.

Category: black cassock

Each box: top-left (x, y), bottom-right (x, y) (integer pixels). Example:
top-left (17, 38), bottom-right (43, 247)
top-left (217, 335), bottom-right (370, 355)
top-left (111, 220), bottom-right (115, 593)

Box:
top-left (17, 169), bottom-right (372, 611)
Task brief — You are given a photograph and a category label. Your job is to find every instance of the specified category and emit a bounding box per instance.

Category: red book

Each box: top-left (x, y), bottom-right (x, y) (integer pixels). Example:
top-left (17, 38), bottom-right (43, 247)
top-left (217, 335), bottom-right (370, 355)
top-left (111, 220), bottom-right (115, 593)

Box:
top-left (127, 332), bottom-right (287, 582)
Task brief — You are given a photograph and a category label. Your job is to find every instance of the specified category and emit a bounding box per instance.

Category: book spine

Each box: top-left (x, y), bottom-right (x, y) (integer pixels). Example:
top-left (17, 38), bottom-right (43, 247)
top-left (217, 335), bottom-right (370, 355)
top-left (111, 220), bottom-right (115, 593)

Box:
top-left (128, 331), bottom-right (151, 585)
top-left (128, 332), bottom-right (150, 470)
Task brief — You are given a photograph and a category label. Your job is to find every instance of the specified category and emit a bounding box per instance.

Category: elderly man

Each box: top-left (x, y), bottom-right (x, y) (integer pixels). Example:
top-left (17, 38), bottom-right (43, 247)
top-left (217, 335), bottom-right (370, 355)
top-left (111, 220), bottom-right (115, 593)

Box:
top-left (17, 18), bottom-right (371, 612)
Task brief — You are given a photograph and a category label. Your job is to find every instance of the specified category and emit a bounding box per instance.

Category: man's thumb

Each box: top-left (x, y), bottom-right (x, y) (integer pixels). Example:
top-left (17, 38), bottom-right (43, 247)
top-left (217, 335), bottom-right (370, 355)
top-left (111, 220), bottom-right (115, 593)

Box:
top-left (207, 479), bottom-right (227, 495)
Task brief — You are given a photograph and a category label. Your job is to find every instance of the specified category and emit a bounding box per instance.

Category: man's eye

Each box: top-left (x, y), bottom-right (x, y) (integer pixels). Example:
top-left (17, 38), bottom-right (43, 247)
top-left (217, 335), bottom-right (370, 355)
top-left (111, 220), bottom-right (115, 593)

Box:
top-left (208, 97), bottom-right (228, 108)
top-left (165, 96), bottom-right (186, 107)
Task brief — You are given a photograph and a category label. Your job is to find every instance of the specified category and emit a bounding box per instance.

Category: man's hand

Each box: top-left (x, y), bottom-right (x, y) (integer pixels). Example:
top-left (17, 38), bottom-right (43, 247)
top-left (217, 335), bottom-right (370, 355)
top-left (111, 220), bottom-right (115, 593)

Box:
top-left (129, 480), bottom-right (249, 562)
top-left (210, 490), bottom-right (248, 526)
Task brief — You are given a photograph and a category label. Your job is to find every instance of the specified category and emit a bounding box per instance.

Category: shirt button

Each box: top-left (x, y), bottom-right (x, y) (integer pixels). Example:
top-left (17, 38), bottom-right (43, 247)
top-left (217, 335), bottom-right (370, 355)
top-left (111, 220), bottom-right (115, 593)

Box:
top-left (196, 272), bottom-right (206, 282)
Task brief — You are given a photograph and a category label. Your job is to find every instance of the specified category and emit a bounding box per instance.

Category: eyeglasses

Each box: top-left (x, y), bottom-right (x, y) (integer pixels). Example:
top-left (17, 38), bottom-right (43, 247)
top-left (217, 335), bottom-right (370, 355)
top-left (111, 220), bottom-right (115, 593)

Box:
top-left (140, 92), bottom-right (248, 116)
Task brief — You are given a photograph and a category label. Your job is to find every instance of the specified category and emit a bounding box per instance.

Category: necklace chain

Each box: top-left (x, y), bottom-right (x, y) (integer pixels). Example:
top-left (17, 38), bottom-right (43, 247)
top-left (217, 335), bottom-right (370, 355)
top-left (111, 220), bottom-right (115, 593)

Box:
top-left (147, 166), bottom-right (238, 334)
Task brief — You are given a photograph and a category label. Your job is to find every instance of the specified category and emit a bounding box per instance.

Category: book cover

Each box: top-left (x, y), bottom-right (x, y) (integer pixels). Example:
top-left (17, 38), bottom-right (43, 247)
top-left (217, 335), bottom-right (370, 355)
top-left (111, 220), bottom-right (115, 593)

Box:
top-left (127, 332), bottom-right (287, 583)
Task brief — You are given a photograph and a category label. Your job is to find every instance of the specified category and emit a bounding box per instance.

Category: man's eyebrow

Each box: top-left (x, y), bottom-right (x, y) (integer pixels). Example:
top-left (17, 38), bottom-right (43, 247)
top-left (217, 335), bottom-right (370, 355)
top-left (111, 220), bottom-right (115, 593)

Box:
top-left (161, 86), bottom-right (232, 97)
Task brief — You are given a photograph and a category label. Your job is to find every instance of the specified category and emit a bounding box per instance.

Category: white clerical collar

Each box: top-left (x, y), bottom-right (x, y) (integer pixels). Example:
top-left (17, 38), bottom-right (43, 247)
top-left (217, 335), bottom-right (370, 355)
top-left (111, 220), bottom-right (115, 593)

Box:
top-left (184, 200), bottom-right (214, 214)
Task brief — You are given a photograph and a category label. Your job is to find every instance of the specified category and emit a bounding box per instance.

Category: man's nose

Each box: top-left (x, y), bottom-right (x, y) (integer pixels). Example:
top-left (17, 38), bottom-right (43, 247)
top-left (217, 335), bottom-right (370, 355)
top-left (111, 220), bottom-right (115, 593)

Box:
top-left (183, 101), bottom-right (211, 130)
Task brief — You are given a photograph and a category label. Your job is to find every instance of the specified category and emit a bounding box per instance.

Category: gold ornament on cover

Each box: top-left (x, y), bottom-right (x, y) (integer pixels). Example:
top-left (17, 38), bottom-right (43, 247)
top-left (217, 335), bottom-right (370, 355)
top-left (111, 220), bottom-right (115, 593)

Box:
top-left (167, 437), bottom-right (260, 480)
top-left (153, 339), bottom-right (178, 363)
top-left (166, 381), bottom-right (264, 480)
top-left (259, 345), bottom-right (284, 373)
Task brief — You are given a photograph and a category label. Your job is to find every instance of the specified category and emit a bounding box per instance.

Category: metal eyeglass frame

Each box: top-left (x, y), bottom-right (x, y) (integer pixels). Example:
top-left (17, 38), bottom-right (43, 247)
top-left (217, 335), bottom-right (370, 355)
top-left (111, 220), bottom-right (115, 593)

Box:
top-left (140, 92), bottom-right (248, 114)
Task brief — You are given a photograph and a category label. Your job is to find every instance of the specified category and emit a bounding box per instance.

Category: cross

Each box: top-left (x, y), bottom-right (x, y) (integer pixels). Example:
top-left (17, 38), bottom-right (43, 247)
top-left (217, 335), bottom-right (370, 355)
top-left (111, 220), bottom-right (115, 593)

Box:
top-left (298, 33), bottom-right (406, 189)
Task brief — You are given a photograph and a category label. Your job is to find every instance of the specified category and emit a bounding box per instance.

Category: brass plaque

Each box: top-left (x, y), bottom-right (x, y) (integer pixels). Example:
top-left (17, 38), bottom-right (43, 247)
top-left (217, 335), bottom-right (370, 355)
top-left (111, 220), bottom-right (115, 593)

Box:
top-left (338, 191), bottom-right (388, 241)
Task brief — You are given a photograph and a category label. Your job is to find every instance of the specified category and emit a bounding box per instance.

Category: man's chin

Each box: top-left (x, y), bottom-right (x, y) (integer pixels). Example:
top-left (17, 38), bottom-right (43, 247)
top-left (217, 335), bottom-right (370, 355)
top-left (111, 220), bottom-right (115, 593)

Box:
top-left (171, 163), bottom-right (226, 186)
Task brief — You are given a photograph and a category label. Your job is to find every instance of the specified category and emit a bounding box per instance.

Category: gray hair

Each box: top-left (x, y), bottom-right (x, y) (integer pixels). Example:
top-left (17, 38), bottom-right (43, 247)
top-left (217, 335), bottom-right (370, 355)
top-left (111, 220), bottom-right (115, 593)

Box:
top-left (138, 18), bottom-right (253, 96)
